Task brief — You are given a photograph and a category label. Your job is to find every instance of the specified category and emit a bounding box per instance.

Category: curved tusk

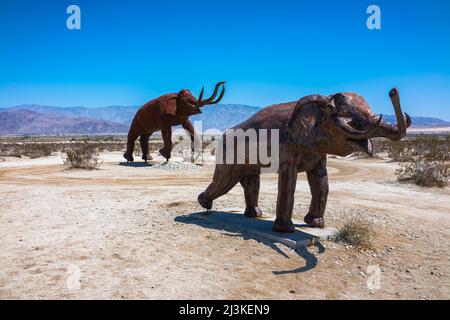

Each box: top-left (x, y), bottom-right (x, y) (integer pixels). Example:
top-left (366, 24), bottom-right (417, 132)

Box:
top-left (405, 112), bottom-right (412, 128)
top-left (198, 81), bottom-right (226, 107)
top-left (197, 86), bottom-right (205, 106)
top-left (210, 84), bottom-right (225, 104)
top-left (334, 116), bottom-right (373, 140)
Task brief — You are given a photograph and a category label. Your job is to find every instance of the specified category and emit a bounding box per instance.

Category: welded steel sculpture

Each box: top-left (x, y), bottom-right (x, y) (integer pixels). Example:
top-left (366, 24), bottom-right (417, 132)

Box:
top-left (198, 88), bottom-right (411, 232)
top-left (124, 82), bottom-right (225, 162)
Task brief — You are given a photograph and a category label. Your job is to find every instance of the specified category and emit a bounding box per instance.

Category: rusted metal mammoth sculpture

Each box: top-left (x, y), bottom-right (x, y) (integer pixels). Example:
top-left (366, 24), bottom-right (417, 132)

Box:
top-left (198, 88), bottom-right (411, 233)
top-left (124, 81), bottom-right (225, 162)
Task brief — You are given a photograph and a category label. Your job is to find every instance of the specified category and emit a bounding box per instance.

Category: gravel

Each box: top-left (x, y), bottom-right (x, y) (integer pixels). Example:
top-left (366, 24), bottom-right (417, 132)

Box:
top-left (148, 161), bottom-right (201, 171)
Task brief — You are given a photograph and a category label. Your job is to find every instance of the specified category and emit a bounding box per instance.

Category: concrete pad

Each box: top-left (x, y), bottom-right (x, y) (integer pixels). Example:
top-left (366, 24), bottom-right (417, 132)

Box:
top-left (191, 208), bottom-right (338, 250)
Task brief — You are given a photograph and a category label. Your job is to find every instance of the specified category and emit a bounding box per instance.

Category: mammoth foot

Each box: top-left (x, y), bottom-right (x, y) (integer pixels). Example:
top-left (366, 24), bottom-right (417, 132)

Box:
top-left (272, 219), bottom-right (295, 233)
top-left (304, 214), bottom-right (325, 229)
top-left (142, 154), bottom-right (153, 162)
top-left (197, 193), bottom-right (212, 210)
top-left (244, 206), bottom-right (263, 218)
top-left (159, 148), bottom-right (171, 161)
top-left (123, 153), bottom-right (134, 162)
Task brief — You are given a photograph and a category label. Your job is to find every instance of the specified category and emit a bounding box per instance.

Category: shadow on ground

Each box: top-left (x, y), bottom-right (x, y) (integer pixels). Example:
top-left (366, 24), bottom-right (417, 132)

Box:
top-left (118, 161), bottom-right (152, 167)
top-left (175, 212), bottom-right (325, 274)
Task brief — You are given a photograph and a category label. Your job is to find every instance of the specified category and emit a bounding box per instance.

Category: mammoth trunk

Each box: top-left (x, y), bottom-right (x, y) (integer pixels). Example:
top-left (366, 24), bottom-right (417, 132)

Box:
top-left (336, 88), bottom-right (411, 142)
top-left (374, 88), bottom-right (412, 141)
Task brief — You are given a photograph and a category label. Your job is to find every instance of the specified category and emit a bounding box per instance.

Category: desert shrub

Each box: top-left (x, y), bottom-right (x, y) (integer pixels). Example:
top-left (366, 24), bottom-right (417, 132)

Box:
top-left (22, 144), bottom-right (52, 158)
top-left (351, 139), bottom-right (386, 159)
top-left (386, 141), bottom-right (409, 162)
top-left (63, 143), bottom-right (101, 169)
top-left (352, 152), bottom-right (372, 159)
top-left (0, 143), bottom-right (19, 157)
top-left (396, 135), bottom-right (449, 187)
top-left (0, 143), bottom-right (9, 156)
top-left (333, 217), bottom-right (374, 250)
top-left (398, 159), bottom-right (448, 187)
top-left (0, 142), bottom-right (53, 158)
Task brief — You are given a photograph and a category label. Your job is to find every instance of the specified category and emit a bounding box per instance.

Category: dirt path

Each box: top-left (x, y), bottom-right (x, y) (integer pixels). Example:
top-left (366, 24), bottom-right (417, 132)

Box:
top-left (0, 152), bottom-right (449, 299)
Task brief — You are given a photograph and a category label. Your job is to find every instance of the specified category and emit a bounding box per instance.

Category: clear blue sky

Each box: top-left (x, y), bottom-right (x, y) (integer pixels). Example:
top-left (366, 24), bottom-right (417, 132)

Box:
top-left (1, 0), bottom-right (450, 119)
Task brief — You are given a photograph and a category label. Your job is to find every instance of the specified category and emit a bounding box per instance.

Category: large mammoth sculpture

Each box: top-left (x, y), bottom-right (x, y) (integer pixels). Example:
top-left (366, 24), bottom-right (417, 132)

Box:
top-left (198, 88), bottom-right (411, 232)
top-left (124, 82), bottom-right (226, 162)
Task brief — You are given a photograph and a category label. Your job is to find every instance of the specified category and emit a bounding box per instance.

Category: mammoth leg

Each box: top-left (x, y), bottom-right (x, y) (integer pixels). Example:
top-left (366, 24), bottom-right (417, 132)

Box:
top-left (124, 126), bottom-right (140, 162)
top-left (159, 125), bottom-right (172, 161)
top-left (182, 120), bottom-right (201, 162)
top-left (304, 155), bottom-right (328, 228)
top-left (181, 120), bottom-right (199, 151)
top-left (139, 134), bottom-right (152, 162)
top-left (273, 164), bottom-right (297, 233)
top-left (240, 175), bottom-right (263, 218)
top-left (198, 165), bottom-right (240, 210)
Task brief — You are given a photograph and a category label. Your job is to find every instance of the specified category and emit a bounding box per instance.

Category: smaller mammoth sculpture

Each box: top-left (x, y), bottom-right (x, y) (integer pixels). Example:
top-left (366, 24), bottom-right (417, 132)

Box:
top-left (198, 88), bottom-right (411, 232)
top-left (124, 82), bottom-right (226, 162)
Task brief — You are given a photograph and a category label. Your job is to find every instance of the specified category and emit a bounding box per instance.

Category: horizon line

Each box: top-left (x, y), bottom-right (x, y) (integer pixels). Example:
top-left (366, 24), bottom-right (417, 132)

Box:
top-left (1, 103), bottom-right (450, 122)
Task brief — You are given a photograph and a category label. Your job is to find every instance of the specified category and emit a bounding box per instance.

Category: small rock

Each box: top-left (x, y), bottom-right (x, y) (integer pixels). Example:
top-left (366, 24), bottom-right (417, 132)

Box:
top-left (290, 289), bottom-right (296, 294)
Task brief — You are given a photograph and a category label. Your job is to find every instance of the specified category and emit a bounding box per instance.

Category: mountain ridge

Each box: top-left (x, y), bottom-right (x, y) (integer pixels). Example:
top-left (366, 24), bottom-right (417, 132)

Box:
top-left (0, 109), bottom-right (128, 135)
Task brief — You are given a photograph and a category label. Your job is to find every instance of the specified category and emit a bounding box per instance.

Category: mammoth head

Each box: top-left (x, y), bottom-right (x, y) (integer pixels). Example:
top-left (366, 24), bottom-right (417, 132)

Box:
top-left (289, 88), bottom-right (411, 157)
top-left (161, 82), bottom-right (226, 117)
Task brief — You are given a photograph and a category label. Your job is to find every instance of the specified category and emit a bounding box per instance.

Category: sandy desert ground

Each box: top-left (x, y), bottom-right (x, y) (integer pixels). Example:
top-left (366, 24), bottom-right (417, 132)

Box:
top-left (0, 151), bottom-right (449, 300)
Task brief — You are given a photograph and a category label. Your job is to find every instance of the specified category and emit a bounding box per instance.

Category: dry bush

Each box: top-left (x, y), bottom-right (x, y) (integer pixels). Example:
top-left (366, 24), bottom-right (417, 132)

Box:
top-left (396, 135), bottom-right (449, 187)
top-left (351, 139), bottom-right (386, 159)
top-left (352, 152), bottom-right (373, 159)
top-left (22, 144), bottom-right (52, 158)
top-left (63, 143), bottom-right (101, 170)
top-left (373, 138), bottom-right (412, 162)
top-left (0, 142), bottom-right (53, 158)
top-left (385, 141), bottom-right (410, 162)
top-left (333, 217), bottom-right (374, 250)
top-left (398, 159), bottom-right (448, 187)
top-left (0, 143), bottom-right (13, 157)
top-left (0, 136), bottom-right (131, 158)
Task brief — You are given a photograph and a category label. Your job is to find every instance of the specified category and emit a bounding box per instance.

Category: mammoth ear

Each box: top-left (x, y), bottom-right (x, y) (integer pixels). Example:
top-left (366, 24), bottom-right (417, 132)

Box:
top-left (288, 94), bottom-right (332, 144)
top-left (159, 96), bottom-right (177, 116)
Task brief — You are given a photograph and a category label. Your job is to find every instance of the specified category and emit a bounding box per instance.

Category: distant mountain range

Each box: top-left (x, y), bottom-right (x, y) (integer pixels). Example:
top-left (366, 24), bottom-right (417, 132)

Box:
top-left (0, 109), bottom-right (128, 135)
top-left (0, 103), bottom-right (449, 135)
top-left (4, 104), bottom-right (139, 125)
top-left (383, 115), bottom-right (450, 128)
